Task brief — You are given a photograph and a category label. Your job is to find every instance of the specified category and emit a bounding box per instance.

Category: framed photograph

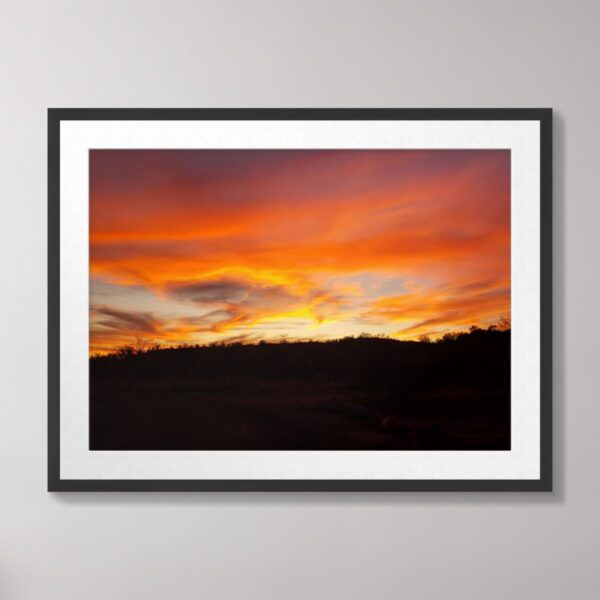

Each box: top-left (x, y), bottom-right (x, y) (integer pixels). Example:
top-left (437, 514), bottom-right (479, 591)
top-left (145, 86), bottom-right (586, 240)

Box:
top-left (48, 108), bottom-right (552, 491)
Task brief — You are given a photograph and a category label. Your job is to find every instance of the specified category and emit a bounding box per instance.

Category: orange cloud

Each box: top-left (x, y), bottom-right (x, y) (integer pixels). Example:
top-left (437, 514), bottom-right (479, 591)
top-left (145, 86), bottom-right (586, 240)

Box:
top-left (363, 278), bottom-right (510, 339)
top-left (89, 150), bottom-right (510, 353)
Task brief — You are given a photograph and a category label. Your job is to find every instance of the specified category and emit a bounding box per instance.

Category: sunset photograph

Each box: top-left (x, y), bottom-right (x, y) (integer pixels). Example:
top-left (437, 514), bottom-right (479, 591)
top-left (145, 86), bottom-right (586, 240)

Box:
top-left (89, 148), bottom-right (511, 450)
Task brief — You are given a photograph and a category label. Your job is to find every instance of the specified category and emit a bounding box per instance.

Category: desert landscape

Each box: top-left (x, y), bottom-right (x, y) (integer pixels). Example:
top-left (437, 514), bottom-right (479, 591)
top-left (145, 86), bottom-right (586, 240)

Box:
top-left (89, 148), bottom-right (511, 451)
top-left (90, 326), bottom-right (510, 450)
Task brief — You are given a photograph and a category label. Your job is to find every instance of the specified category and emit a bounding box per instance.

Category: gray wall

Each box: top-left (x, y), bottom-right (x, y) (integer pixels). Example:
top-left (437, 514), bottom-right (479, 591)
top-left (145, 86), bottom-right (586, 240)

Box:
top-left (0, 1), bottom-right (597, 598)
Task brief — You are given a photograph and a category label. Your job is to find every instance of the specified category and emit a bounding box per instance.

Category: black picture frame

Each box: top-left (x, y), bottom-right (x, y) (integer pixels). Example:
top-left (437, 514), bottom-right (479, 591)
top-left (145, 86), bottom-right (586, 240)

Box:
top-left (48, 108), bottom-right (552, 492)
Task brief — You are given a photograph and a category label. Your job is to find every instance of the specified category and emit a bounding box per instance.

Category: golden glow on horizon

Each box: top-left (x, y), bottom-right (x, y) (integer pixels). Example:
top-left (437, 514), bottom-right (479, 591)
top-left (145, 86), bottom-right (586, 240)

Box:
top-left (89, 150), bottom-right (510, 354)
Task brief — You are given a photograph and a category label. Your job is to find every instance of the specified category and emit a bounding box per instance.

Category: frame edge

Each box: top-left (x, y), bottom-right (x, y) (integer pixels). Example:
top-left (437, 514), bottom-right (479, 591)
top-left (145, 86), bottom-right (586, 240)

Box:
top-left (48, 109), bottom-right (61, 491)
top-left (47, 108), bottom-right (553, 492)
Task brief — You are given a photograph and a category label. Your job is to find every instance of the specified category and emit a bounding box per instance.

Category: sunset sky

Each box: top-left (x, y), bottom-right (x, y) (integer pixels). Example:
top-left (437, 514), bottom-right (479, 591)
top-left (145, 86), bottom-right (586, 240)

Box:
top-left (89, 149), bottom-right (510, 354)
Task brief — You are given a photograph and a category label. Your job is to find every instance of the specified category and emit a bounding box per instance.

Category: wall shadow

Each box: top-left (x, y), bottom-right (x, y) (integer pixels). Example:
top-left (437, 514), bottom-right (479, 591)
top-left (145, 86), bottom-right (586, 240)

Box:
top-left (53, 113), bottom-right (566, 507)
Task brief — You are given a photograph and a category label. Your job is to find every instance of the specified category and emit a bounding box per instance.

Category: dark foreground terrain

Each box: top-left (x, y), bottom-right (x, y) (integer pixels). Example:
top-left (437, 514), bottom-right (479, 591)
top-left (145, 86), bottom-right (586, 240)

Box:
top-left (90, 328), bottom-right (510, 450)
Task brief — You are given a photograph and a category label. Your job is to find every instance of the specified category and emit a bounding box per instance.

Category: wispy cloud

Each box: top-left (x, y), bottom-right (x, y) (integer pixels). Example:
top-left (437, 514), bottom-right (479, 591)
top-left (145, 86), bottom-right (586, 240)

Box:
top-left (89, 149), bottom-right (510, 352)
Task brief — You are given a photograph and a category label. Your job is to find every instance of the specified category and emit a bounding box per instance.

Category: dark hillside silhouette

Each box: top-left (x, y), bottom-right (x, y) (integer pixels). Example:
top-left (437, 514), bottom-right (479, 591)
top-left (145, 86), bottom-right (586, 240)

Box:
top-left (90, 327), bottom-right (510, 450)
